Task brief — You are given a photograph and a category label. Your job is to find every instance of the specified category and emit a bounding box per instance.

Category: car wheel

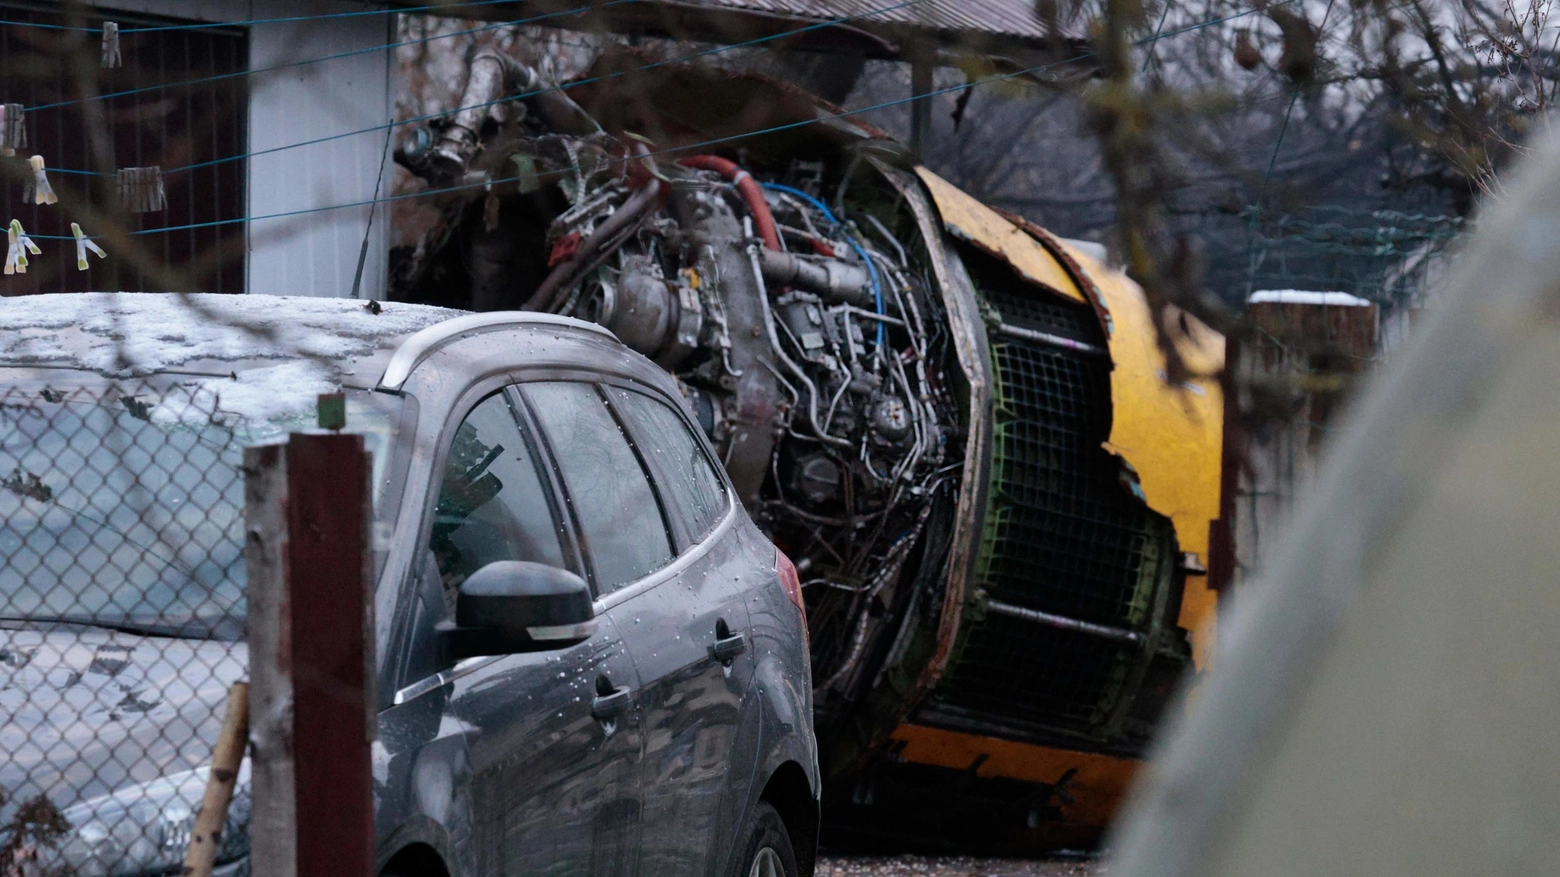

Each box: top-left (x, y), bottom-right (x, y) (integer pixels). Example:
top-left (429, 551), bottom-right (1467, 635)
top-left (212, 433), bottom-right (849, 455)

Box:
top-left (732, 801), bottom-right (799, 877)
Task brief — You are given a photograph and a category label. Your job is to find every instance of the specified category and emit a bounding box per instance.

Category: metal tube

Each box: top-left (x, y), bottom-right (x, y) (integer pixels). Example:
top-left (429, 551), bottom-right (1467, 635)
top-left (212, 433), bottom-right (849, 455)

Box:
top-left (994, 322), bottom-right (1109, 356)
top-left (845, 305), bottom-right (906, 326)
top-left (744, 221), bottom-right (853, 449)
top-left (985, 599), bottom-right (1144, 645)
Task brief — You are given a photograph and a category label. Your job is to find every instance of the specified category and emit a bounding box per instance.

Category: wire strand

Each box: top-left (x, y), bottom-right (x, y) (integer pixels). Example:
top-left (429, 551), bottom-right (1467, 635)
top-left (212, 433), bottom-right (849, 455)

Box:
top-left (38, 0), bottom-right (925, 178)
top-left (23, 0), bottom-right (636, 115)
top-left (0, 1), bottom-right (546, 35)
top-left (23, 2), bottom-right (1284, 242)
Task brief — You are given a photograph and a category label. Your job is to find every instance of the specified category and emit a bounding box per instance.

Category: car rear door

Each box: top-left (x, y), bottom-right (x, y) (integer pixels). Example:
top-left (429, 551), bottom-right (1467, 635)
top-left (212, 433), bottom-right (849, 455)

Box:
top-left (529, 381), bottom-right (759, 877)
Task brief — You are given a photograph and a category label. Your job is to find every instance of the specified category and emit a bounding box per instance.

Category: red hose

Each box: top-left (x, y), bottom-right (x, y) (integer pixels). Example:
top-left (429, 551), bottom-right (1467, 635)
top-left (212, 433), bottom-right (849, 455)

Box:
top-left (676, 155), bottom-right (781, 251)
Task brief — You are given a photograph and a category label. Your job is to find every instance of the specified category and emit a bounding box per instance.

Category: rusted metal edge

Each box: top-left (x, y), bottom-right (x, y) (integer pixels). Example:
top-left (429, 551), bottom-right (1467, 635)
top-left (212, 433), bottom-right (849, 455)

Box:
top-left (872, 159), bottom-right (991, 728)
top-left (939, 219), bottom-right (1082, 303)
top-left (991, 205), bottom-right (1116, 341)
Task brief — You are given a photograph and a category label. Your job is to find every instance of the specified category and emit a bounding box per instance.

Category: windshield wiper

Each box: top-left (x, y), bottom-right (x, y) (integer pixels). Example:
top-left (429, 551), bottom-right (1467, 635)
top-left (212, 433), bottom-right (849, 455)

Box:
top-left (0, 615), bottom-right (228, 641)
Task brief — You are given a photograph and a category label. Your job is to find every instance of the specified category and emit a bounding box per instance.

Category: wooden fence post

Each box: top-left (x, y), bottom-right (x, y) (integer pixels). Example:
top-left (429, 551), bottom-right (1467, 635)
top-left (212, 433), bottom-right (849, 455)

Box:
top-left (245, 432), bottom-right (375, 877)
top-left (244, 444), bottom-right (295, 877)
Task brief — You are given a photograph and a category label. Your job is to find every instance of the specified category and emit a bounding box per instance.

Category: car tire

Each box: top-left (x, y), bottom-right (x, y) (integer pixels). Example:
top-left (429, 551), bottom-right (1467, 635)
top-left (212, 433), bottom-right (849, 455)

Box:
top-left (731, 801), bottom-right (799, 877)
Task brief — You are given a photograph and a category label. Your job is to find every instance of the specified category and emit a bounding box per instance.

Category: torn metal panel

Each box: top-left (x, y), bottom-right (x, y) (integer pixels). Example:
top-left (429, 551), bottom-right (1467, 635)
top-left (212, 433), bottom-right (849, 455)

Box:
top-left (569, 46), bottom-right (897, 153)
top-left (1061, 242), bottom-right (1225, 669)
top-left (911, 165), bottom-right (1224, 673)
top-left (814, 161), bottom-right (993, 778)
top-left (877, 162), bottom-right (989, 697)
top-left (906, 159), bottom-right (1225, 762)
top-left (913, 168), bottom-right (1086, 304)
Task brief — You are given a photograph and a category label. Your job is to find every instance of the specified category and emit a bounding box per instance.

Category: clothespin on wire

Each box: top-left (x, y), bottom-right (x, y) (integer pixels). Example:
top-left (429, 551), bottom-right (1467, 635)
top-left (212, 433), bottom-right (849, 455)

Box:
top-left (72, 223), bottom-right (106, 271)
top-left (117, 166), bottom-right (166, 212)
top-left (0, 104), bottom-right (25, 157)
top-left (101, 22), bottom-right (122, 69)
top-left (25, 156), bottom-right (57, 205)
top-left (6, 220), bottom-right (41, 275)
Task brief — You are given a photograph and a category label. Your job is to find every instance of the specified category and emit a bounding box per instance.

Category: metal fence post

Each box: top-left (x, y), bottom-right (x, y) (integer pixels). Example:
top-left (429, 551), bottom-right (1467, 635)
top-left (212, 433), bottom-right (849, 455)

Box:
top-left (245, 433), bottom-right (375, 877)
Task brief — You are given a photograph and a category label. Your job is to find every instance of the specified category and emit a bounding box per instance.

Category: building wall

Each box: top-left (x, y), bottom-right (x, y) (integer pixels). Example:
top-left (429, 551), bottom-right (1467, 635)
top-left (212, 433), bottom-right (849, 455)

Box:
top-left (98, 0), bottom-right (393, 299)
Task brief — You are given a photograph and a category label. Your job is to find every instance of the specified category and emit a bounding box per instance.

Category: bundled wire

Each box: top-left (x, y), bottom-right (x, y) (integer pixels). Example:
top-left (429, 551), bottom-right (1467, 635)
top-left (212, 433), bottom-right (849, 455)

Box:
top-left (762, 182), bottom-right (887, 349)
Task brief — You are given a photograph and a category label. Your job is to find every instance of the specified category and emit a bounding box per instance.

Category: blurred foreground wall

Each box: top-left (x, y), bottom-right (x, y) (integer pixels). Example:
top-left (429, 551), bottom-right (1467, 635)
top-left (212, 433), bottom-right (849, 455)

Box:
top-left (1107, 126), bottom-right (1560, 877)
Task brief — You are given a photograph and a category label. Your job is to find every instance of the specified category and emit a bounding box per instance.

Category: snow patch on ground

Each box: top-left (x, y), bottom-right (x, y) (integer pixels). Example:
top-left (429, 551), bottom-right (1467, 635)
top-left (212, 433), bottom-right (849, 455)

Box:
top-left (0, 293), bottom-right (464, 377)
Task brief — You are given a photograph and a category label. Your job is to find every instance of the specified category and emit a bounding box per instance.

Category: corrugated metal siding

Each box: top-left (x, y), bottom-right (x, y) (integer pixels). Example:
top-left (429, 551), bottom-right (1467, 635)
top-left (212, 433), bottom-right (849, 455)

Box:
top-left (399, 0), bottom-right (1082, 54)
top-left (677, 0), bottom-right (1079, 44)
top-left (247, 11), bottom-right (393, 299)
top-left (681, 0), bottom-right (1080, 45)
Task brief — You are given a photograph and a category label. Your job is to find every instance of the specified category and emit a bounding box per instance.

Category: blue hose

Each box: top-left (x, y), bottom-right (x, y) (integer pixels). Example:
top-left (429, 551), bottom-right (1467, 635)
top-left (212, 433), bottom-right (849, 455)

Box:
top-left (759, 182), bottom-right (887, 349)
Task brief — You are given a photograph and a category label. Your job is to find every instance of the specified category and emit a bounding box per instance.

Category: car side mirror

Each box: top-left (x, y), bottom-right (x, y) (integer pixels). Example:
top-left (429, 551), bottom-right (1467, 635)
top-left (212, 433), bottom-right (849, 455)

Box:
top-left (438, 561), bottom-right (596, 663)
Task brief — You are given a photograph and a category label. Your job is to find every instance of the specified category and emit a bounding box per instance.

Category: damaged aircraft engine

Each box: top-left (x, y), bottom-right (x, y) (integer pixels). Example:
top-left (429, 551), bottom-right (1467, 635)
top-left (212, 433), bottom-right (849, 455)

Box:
top-left (390, 49), bottom-right (1226, 850)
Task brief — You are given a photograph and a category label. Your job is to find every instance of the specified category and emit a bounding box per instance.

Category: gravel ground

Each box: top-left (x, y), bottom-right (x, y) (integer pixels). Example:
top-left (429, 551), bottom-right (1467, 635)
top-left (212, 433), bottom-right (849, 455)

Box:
top-left (816, 856), bottom-right (1101, 876)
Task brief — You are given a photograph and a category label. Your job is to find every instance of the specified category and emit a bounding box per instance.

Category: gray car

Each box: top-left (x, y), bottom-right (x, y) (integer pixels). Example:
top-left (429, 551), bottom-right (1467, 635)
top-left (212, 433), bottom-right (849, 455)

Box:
top-left (0, 293), bottom-right (818, 877)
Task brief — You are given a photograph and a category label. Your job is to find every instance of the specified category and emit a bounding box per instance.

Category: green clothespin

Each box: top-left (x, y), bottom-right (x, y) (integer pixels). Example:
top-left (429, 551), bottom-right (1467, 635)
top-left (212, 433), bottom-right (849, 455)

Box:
top-left (6, 220), bottom-right (40, 275)
top-left (72, 223), bottom-right (107, 270)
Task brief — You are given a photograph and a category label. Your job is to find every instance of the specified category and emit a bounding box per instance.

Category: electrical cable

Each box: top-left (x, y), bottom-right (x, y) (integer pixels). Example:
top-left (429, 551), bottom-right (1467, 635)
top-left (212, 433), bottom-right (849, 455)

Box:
top-left (30, 0), bottom-right (924, 178)
top-left (23, 0), bottom-right (639, 116)
top-left (20, 1), bottom-right (1289, 246)
top-left (761, 182), bottom-right (886, 348)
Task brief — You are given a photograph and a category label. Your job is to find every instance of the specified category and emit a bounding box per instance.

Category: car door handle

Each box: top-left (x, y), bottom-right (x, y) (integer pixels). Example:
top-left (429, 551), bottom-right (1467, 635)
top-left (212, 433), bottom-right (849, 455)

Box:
top-left (591, 685), bottom-right (631, 720)
top-left (710, 631), bottom-right (746, 664)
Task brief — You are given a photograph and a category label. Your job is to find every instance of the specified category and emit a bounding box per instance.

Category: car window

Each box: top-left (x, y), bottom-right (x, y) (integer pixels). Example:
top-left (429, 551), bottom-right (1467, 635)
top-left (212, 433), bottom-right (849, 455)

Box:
top-left (0, 381), bottom-right (404, 640)
top-left (428, 391), bottom-right (567, 602)
top-left (606, 386), bottom-right (730, 543)
top-left (522, 382), bottom-right (674, 594)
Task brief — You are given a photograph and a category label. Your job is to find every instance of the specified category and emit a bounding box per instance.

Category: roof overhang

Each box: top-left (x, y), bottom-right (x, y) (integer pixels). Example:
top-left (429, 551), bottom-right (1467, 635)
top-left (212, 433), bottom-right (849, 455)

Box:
top-left (391, 0), bottom-right (1092, 68)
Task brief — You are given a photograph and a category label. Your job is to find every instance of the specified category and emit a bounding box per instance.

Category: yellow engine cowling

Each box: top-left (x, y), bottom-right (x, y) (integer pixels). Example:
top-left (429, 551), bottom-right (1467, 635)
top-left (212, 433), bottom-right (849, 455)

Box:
top-left (829, 169), bottom-right (1224, 850)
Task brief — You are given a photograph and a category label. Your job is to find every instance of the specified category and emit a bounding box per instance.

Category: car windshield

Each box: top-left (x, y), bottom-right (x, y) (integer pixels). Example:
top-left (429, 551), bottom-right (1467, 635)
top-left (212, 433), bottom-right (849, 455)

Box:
top-left (0, 378), bottom-right (404, 640)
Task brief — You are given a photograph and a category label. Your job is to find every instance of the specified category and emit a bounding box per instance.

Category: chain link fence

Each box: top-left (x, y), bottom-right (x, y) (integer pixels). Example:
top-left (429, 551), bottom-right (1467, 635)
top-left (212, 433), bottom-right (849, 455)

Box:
top-left (1235, 205), bottom-right (1464, 308)
top-left (1, 379), bottom-right (251, 877)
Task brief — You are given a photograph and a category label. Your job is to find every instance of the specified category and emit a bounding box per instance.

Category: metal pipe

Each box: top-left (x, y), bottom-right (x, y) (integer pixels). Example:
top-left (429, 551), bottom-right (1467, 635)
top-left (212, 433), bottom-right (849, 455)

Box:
top-left (985, 599), bottom-right (1143, 645)
top-left (424, 52), bottom-right (511, 179)
top-left (864, 213), bottom-right (909, 268)
top-left (678, 155), bottom-right (781, 251)
top-left (525, 146), bottom-right (662, 312)
top-left (757, 248), bottom-right (873, 307)
top-left (845, 305), bottom-right (905, 326)
top-left (424, 53), bottom-right (602, 182)
top-left (995, 322), bottom-right (1109, 356)
top-left (744, 220), bottom-right (852, 449)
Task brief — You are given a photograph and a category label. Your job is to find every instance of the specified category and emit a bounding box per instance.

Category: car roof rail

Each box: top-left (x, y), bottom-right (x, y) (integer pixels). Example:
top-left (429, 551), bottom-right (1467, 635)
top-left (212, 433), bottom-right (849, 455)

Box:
top-left (377, 311), bottom-right (617, 391)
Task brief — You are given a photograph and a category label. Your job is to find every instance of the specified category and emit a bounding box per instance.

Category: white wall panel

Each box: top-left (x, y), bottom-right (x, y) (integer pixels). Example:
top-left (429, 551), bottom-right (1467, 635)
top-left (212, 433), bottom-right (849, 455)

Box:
top-left (246, 2), bottom-right (392, 298)
top-left (98, 0), bottom-right (394, 298)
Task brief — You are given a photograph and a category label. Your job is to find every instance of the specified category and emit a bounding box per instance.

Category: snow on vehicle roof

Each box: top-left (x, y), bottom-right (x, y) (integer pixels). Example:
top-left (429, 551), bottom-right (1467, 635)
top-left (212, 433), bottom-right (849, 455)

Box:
top-left (1247, 290), bottom-right (1373, 307)
top-left (0, 292), bottom-right (464, 378)
top-left (147, 360), bottom-right (343, 429)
